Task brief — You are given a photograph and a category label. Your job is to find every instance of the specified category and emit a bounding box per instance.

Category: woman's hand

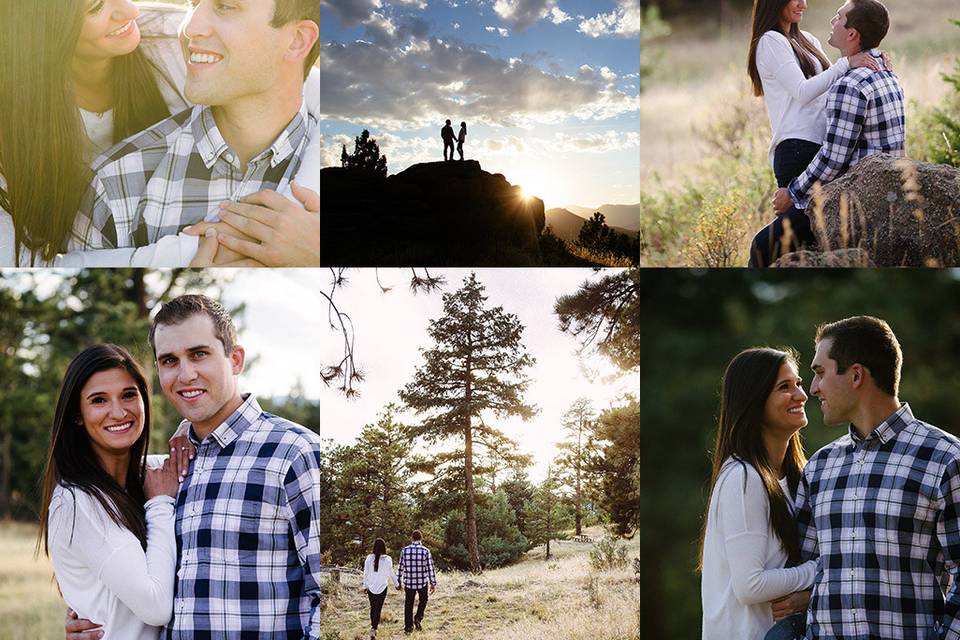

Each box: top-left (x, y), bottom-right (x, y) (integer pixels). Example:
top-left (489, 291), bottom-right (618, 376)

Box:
top-left (144, 455), bottom-right (180, 499)
top-left (770, 589), bottom-right (810, 621)
top-left (848, 51), bottom-right (880, 72)
top-left (168, 431), bottom-right (196, 482)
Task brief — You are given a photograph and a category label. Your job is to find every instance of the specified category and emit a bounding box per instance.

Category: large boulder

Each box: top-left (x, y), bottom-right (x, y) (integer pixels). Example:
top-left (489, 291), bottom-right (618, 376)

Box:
top-left (771, 248), bottom-right (875, 267)
top-left (807, 154), bottom-right (960, 266)
top-left (321, 161), bottom-right (546, 266)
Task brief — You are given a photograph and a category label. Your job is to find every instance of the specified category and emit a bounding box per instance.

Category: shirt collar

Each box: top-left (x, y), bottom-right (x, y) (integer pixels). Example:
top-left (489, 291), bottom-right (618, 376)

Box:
top-left (847, 402), bottom-right (913, 445)
top-left (190, 101), bottom-right (310, 170)
top-left (187, 393), bottom-right (262, 450)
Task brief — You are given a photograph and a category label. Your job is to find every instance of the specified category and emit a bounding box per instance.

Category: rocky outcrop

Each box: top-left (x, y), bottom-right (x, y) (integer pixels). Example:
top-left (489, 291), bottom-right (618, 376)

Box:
top-left (771, 248), bottom-right (875, 267)
top-left (321, 160), bottom-right (546, 266)
top-left (803, 154), bottom-right (960, 266)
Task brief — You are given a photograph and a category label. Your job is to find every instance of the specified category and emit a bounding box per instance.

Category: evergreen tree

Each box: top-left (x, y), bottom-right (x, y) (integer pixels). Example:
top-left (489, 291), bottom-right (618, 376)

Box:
top-left (525, 466), bottom-right (571, 560)
top-left (927, 20), bottom-right (960, 167)
top-left (346, 129), bottom-right (388, 176)
top-left (400, 273), bottom-right (536, 572)
top-left (594, 397), bottom-right (640, 537)
top-left (554, 397), bottom-right (599, 535)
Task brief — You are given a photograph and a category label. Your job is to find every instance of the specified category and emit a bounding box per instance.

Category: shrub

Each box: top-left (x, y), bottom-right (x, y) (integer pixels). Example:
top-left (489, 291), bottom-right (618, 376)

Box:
top-left (589, 534), bottom-right (629, 571)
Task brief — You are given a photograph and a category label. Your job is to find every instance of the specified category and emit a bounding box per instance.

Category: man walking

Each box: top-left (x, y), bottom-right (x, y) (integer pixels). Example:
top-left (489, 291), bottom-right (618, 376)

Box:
top-left (397, 530), bottom-right (437, 633)
top-left (795, 316), bottom-right (960, 638)
top-left (441, 120), bottom-right (455, 161)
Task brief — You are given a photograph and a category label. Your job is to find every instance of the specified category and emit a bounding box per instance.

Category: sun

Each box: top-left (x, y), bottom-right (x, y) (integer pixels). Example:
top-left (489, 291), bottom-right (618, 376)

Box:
top-left (511, 169), bottom-right (551, 203)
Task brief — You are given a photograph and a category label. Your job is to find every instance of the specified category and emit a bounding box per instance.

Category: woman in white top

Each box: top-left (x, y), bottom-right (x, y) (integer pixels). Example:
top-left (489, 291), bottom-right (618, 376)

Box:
top-left (37, 344), bottom-right (183, 639)
top-left (363, 538), bottom-right (399, 639)
top-left (700, 347), bottom-right (816, 640)
top-left (0, 0), bottom-right (322, 267)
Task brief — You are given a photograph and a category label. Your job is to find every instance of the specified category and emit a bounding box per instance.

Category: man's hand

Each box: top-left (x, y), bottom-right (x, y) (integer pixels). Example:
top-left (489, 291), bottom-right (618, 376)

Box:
top-left (429, 584), bottom-right (436, 594)
top-left (770, 590), bottom-right (810, 622)
top-left (773, 188), bottom-right (793, 214)
top-left (65, 608), bottom-right (102, 639)
top-left (185, 223), bottom-right (263, 266)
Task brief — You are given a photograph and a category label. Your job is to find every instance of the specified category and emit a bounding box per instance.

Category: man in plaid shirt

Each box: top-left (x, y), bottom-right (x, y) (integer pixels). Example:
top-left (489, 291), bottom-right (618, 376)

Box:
top-left (397, 530), bottom-right (438, 633)
top-left (68, 0), bottom-right (321, 266)
top-left (795, 316), bottom-right (960, 640)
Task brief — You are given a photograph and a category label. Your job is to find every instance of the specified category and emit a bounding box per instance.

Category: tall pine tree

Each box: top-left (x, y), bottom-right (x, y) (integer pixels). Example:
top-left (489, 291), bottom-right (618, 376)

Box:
top-left (555, 397), bottom-right (599, 536)
top-left (400, 273), bottom-right (536, 572)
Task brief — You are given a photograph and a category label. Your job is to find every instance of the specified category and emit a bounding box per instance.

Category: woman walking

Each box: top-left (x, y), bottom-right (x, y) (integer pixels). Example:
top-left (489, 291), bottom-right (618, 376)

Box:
top-left (363, 538), bottom-right (398, 639)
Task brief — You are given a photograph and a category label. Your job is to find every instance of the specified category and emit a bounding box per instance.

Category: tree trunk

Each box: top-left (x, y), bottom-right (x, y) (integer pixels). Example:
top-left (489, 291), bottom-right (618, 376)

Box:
top-left (575, 417), bottom-right (583, 536)
top-left (0, 429), bottom-right (10, 519)
top-left (464, 356), bottom-right (480, 573)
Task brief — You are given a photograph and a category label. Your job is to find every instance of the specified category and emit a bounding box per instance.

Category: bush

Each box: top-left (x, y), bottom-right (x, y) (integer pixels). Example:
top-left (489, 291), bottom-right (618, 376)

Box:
top-left (589, 534), bottom-right (629, 571)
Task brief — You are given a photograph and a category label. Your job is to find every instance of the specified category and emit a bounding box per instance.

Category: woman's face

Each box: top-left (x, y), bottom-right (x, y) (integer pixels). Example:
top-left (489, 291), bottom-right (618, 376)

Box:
top-left (780, 0), bottom-right (807, 27)
top-left (762, 361), bottom-right (808, 436)
top-left (75, 0), bottom-right (142, 62)
top-left (78, 367), bottom-right (145, 460)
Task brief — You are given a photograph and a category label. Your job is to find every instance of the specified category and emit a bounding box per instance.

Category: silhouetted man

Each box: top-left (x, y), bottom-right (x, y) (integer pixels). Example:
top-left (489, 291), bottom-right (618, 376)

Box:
top-left (397, 530), bottom-right (437, 633)
top-left (441, 120), bottom-right (455, 161)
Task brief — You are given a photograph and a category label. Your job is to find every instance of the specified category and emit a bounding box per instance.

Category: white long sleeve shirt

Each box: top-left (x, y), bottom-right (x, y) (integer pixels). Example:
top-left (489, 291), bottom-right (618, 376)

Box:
top-left (701, 458), bottom-right (816, 640)
top-left (363, 554), bottom-right (399, 595)
top-left (756, 30), bottom-right (850, 166)
top-left (48, 484), bottom-right (177, 640)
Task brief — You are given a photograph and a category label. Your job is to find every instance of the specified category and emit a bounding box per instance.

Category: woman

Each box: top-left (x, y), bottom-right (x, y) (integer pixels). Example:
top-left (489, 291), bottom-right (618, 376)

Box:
top-left (699, 347), bottom-right (815, 640)
top-left (37, 344), bottom-right (182, 639)
top-left (0, 0), bottom-right (322, 266)
top-left (363, 538), bottom-right (398, 639)
top-left (457, 122), bottom-right (467, 161)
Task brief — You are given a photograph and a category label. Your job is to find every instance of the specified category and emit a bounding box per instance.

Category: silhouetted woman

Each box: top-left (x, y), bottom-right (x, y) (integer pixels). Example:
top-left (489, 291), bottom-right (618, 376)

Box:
top-left (700, 347), bottom-right (815, 640)
top-left (363, 537), bottom-right (398, 639)
top-left (457, 122), bottom-right (467, 161)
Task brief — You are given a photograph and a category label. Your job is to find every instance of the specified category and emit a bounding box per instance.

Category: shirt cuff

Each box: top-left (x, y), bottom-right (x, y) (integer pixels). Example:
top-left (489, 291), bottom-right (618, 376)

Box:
top-left (788, 180), bottom-right (807, 210)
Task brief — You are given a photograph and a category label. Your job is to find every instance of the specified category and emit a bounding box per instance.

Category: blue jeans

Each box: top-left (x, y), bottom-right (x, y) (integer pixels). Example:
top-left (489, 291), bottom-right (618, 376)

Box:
top-left (749, 139), bottom-right (821, 267)
top-left (765, 614), bottom-right (944, 640)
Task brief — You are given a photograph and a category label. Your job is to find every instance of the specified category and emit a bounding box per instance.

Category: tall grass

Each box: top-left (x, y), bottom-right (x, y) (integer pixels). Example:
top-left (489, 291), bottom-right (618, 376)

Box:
top-left (0, 522), bottom-right (66, 640)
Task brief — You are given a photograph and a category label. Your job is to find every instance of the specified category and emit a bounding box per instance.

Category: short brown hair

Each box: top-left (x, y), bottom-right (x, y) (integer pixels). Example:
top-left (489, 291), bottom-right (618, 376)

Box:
top-left (411, 530), bottom-right (423, 541)
top-left (815, 315), bottom-right (901, 396)
top-left (149, 294), bottom-right (238, 356)
top-left (272, 0), bottom-right (320, 74)
top-left (846, 0), bottom-right (889, 51)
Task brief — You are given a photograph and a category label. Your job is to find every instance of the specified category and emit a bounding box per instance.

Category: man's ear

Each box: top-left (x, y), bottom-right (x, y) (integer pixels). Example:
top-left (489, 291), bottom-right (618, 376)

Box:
top-left (230, 345), bottom-right (245, 375)
top-left (285, 19), bottom-right (319, 66)
top-left (849, 363), bottom-right (865, 389)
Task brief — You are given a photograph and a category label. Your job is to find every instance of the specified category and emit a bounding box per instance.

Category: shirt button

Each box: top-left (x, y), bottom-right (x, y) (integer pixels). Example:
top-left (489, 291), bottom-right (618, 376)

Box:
top-left (225, 152), bottom-right (235, 163)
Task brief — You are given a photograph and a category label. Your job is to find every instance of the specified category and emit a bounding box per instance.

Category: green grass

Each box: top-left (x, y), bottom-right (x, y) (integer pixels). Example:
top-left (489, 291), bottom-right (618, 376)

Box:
top-left (0, 522), bottom-right (68, 640)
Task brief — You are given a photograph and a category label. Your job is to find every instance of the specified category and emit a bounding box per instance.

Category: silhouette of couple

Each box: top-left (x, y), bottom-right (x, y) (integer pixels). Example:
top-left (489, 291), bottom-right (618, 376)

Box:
top-left (441, 119), bottom-right (467, 161)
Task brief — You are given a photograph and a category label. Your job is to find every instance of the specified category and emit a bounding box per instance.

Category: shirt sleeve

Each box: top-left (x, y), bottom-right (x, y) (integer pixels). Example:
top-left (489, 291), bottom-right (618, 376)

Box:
top-left (937, 458), bottom-right (960, 640)
top-left (54, 234), bottom-right (199, 267)
top-left (387, 556), bottom-right (398, 588)
top-left (362, 555), bottom-right (371, 590)
top-left (756, 32), bottom-right (849, 106)
top-left (788, 80), bottom-right (867, 209)
top-left (716, 464), bottom-right (815, 606)
top-left (427, 549), bottom-right (437, 586)
top-left (794, 465), bottom-right (819, 562)
top-left (282, 444), bottom-right (321, 639)
top-left (397, 549), bottom-right (405, 584)
top-left (69, 174), bottom-right (119, 251)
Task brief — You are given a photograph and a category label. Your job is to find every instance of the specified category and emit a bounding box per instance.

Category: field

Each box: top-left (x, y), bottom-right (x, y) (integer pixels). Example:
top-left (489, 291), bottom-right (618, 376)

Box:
top-left (640, 0), bottom-right (960, 265)
top-left (0, 522), bottom-right (68, 640)
top-left (319, 526), bottom-right (640, 640)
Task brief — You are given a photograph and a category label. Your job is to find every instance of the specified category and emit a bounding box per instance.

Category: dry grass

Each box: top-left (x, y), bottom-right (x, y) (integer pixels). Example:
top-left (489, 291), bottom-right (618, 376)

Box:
top-left (320, 526), bottom-right (640, 640)
top-left (0, 521), bottom-right (68, 640)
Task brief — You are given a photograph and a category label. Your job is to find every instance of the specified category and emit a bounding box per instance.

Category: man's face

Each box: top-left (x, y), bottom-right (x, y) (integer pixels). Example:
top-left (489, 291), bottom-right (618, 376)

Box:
top-left (810, 337), bottom-right (857, 425)
top-left (154, 313), bottom-right (244, 428)
top-left (179, 0), bottom-right (288, 105)
top-left (828, 1), bottom-right (856, 50)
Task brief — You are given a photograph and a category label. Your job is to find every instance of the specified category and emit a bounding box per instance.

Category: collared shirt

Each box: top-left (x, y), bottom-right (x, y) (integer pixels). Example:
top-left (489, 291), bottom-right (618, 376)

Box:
top-left (795, 403), bottom-right (960, 640)
top-left (70, 102), bottom-right (314, 251)
top-left (788, 50), bottom-right (905, 209)
top-left (397, 542), bottom-right (437, 590)
top-left (164, 394), bottom-right (321, 639)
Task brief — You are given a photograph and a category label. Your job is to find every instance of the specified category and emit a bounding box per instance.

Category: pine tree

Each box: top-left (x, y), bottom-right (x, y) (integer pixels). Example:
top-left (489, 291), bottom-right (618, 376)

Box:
top-left (525, 466), bottom-right (571, 560)
top-left (346, 129), bottom-right (388, 176)
top-left (400, 273), bottom-right (536, 572)
top-left (594, 397), bottom-right (640, 537)
top-left (555, 397), bottom-right (599, 536)
top-left (927, 20), bottom-right (960, 167)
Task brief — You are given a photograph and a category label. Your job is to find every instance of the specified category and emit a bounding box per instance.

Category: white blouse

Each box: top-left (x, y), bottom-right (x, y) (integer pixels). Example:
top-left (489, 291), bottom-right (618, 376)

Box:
top-left (363, 554), bottom-right (399, 595)
top-left (756, 30), bottom-right (850, 165)
top-left (701, 458), bottom-right (816, 640)
top-left (48, 484), bottom-right (176, 640)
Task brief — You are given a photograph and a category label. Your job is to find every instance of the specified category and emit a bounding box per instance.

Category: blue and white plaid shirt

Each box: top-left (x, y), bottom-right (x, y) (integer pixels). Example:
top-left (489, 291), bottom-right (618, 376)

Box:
top-left (795, 403), bottom-right (960, 640)
top-left (164, 394), bottom-right (321, 639)
top-left (397, 541), bottom-right (437, 590)
top-left (788, 49), bottom-right (905, 209)
top-left (69, 102), bottom-right (314, 251)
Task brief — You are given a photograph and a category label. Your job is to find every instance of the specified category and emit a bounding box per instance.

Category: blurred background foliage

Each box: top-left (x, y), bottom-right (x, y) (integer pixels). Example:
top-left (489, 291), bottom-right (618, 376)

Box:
top-left (640, 268), bottom-right (960, 638)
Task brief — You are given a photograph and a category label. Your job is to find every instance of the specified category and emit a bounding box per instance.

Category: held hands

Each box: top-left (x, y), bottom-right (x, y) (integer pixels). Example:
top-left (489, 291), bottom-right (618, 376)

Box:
top-left (769, 589), bottom-right (811, 622)
top-left (143, 455), bottom-right (181, 499)
top-left (65, 607), bottom-right (102, 640)
top-left (772, 188), bottom-right (792, 214)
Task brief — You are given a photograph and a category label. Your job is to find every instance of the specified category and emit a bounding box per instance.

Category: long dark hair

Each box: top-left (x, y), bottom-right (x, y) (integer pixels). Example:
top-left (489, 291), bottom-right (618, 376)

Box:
top-left (373, 537), bottom-right (386, 571)
top-left (747, 0), bottom-right (833, 96)
top-left (0, 0), bottom-right (171, 265)
top-left (37, 344), bottom-right (152, 558)
top-left (698, 347), bottom-right (808, 571)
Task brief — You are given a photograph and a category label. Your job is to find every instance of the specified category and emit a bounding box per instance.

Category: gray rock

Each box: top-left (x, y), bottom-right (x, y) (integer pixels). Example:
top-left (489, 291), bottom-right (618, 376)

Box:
top-left (771, 248), bottom-right (875, 267)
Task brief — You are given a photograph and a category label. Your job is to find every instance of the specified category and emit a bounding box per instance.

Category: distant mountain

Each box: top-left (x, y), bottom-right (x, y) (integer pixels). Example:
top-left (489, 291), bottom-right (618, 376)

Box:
top-left (565, 204), bottom-right (640, 231)
top-left (545, 208), bottom-right (637, 243)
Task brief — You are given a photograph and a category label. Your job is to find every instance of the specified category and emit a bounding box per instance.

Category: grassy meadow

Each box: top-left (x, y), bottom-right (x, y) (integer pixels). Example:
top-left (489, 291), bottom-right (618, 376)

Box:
top-left (319, 526), bottom-right (640, 640)
top-left (0, 522), bottom-right (67, 640)
top-left (640, 0), bottom-right (960, 266)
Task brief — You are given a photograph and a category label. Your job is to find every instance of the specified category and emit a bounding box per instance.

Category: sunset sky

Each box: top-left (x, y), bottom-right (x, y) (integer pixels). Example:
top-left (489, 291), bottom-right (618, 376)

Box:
top-left (319, 0), bottom-right (640, 209)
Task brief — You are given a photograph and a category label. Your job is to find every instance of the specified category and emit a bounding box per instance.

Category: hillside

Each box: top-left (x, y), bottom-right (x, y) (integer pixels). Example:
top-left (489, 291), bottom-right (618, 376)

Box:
top-left (565, 204), bottom-right (641, 231)
top-left (319, 527), bottom-right (639, 640)
top-left (545, 208), bottom-right (639, 243)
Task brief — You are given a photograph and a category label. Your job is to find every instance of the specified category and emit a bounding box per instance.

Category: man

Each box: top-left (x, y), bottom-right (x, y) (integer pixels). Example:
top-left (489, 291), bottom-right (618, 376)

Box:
top-left (441, 120), bottom-right (455, 161)
top-left (68, 294), bottom-right (321, 639)
top-left (794, 316), bottom-right (960, 639)
top-left (750, 0), bottom-right (905, 267)
top-left (69, 0), bottom-right (321, 266)
top-left (397, 530), bottom-right (438, 634)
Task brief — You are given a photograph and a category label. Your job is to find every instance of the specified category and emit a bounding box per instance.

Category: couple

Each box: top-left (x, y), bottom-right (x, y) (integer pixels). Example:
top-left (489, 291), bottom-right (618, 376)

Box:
top-left (38, 294), bottom-right (321, 638)
top-left (746, 0), bottom-right (906, 267)
top-left (441, 120), bottom-right (467, 161)
top-left (362, 531), bottom-right (438, 637)
top-left (0, 0), bottom-right (321, 267)
top-left (700, 316), bottom-right (960, 639)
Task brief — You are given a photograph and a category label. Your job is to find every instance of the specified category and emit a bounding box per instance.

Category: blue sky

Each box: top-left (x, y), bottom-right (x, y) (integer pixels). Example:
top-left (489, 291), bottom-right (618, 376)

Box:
top-left (320, 0), bottom-right (640, 208)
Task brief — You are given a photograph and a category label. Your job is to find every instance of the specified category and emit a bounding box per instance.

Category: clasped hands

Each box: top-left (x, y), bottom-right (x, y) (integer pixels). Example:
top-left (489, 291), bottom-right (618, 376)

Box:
top-left (772, 188), bottom-right (793, 215)
top-left (187, 182), bottom-right (319, 267)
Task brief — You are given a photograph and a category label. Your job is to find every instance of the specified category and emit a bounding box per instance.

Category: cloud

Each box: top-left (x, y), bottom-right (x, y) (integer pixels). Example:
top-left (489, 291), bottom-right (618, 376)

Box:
top-left (319, 38), bottom-right (638, 129)
top-left (492, 0), bottom-right (571, 31)
top-left (485, 26), bottom-right (510, 37)
top-left (577, 0), bottom-right (640, 38)
top-left (552, 130), bottom-right (640, 152)
top-left (549, 6), bottom-right (571, 24)
top-left (321, 0), bottom-right (428, 28)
